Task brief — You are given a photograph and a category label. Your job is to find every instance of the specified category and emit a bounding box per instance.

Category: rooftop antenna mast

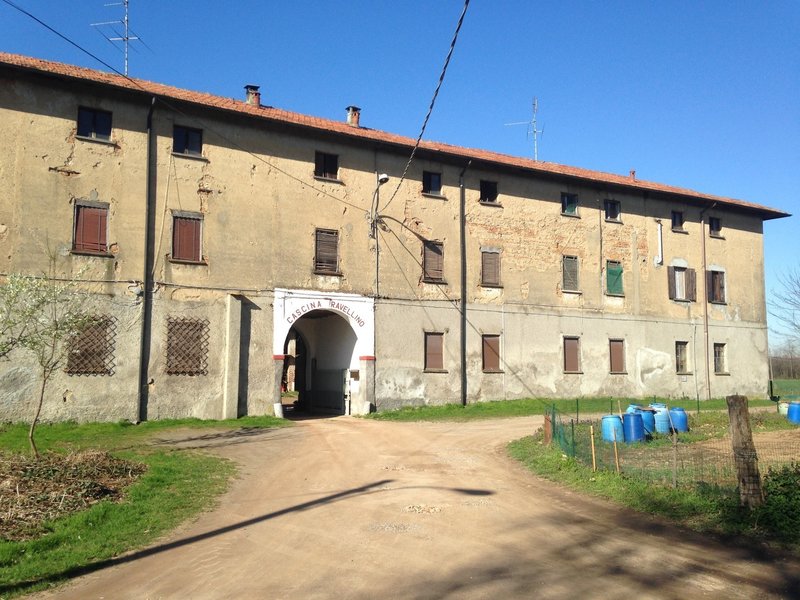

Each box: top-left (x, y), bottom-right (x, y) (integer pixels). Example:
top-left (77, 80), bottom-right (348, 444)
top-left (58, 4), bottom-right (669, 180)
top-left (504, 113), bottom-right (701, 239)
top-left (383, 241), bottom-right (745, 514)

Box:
top-left (505, 97), bottom-right (544, 161)
top-left (91, 0), bottom-right (139, 75)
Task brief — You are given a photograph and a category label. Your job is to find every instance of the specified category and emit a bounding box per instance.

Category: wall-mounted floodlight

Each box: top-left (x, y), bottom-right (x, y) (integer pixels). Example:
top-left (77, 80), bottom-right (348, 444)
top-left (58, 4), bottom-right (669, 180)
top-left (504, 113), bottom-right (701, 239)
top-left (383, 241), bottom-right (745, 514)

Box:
top-left (378, 173), bottom-right (389, 185)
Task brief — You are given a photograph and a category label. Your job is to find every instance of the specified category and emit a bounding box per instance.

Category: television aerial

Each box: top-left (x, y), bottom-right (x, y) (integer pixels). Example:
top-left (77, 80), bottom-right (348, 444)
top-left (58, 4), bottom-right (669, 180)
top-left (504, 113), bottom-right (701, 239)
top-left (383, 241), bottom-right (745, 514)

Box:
top-left (505, 97), bottom-right (544, 161)
top-left (91, 1), bottom-right (150, 76)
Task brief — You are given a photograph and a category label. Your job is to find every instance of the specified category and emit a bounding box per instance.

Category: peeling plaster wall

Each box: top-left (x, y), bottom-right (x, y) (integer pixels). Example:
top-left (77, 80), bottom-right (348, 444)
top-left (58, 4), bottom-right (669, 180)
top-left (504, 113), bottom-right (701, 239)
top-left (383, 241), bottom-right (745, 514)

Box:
top-left (0, 67), bottom-right (774, 422)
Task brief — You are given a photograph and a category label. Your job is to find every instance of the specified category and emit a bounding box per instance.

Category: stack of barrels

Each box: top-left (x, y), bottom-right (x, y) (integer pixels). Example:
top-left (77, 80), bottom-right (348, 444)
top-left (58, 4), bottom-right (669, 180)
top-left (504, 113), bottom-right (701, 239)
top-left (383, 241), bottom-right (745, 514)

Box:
top-left (601, 403), bottom-right (689, 443)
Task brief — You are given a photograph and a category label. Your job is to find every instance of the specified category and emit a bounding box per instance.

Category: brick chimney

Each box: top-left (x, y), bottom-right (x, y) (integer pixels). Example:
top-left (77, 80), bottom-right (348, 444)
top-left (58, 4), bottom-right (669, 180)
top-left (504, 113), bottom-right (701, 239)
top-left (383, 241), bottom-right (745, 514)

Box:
top-left (346, 105), bottom-right (361, 127)
top-left (245, 85), bottom-right (261, 107)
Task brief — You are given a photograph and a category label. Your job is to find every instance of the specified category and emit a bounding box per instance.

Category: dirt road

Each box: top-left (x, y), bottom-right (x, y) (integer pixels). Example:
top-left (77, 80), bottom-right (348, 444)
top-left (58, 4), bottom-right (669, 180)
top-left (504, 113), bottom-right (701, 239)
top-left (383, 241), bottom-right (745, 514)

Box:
top-left (37, 416), bottom-right (799, 599)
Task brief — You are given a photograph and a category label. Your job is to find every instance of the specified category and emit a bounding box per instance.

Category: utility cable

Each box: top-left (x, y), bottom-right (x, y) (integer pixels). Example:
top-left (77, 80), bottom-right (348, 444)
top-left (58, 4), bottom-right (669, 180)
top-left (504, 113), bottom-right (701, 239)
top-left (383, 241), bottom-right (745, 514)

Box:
top-left (1, 0), bottom-right (367, 215)
top-left (381, 0), bottom-right (470, 213)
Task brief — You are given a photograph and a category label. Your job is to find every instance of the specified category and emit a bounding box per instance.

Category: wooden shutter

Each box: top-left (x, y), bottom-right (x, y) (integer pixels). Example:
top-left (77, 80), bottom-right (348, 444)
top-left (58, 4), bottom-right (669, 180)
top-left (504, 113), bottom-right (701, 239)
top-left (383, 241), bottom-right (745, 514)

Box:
top-left (482, 335), bottom-right (500, 372)
top-left (315, 229), bottom-right (339, 273)
top-left (563, 256), bottom-right (578, 291)
top-left (481, 251), bottom-right (500, 286)
top-left (609, 339), bottom-right (625, 373)
top-left (667, 266), bottom-right (677, 300)
top-left (687, 268), bottom-right (697, 301)
top-left (564, 337), bottom-right (580, 372)
top-left (74, 205), bottom-right (107, 253)
top-left (607, 261), bottom-right (623, 295)
top-left (423, 241), bottom-right (444, 282)
top-left (425, 333), bottom-right (443, 370)
top-left (173, 216), bottom-right (201, 262)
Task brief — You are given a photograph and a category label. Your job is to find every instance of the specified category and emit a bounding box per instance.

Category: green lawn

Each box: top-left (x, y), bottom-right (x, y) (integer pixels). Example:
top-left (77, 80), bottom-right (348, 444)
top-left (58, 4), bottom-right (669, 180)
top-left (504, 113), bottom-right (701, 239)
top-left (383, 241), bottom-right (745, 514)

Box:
top-left (0, 416), bottom-right (289, 598)
top-left (773, 378), bottom-right (800, 398)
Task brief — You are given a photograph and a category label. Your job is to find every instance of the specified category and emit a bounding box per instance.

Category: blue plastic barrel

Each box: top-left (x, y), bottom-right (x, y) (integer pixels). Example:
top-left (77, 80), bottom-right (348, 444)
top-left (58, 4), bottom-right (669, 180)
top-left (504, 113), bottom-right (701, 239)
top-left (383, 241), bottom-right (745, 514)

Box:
top-left (650, 403), bottom-right (670, 434)
top-left (637, 408), bottom-right (656, 436)
top-left (669, 407), bottom-right (689, 432)
top-left (601, 415), bottom-right (624, 442)
top-left (788, 402), bottom-right (800, 425)
top-left (626, 404), bottom-right (642, 414)
top-left (622, 412), bottom-right (645, 443)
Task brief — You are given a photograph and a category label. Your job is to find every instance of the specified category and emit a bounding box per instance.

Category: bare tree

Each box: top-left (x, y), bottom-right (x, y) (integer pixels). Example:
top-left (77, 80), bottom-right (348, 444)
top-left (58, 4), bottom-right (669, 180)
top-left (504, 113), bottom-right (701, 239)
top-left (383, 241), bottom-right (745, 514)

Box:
top-left (771, 268), bottom-right (800, 343)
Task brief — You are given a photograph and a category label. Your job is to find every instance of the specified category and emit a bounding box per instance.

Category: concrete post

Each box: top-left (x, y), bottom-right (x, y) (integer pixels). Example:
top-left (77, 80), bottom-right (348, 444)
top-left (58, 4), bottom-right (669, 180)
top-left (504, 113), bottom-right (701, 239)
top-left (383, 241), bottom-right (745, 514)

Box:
top-left (361, 355), bottom-right (375, 414)
top-left (273, 355), bottom-right (285, 417)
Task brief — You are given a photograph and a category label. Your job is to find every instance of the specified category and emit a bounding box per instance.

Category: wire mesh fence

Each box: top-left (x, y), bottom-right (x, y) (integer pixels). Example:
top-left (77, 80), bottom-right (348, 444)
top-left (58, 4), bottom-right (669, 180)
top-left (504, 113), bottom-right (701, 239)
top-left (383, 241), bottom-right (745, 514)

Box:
top-left (546, 404), bottom-right (800, 489)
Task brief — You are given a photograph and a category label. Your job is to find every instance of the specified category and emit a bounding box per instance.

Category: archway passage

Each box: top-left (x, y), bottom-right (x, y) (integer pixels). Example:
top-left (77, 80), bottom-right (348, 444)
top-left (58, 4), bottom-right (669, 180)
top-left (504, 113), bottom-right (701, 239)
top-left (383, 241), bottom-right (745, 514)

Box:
top-left (282, 309), bottom-right (357, 416)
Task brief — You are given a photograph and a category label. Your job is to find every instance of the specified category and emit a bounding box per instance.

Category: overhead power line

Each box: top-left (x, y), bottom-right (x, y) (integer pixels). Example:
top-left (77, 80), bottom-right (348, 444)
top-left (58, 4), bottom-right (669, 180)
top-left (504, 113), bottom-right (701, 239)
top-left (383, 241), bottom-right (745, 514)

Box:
top-left (381, 0), bottom-right (471, 213)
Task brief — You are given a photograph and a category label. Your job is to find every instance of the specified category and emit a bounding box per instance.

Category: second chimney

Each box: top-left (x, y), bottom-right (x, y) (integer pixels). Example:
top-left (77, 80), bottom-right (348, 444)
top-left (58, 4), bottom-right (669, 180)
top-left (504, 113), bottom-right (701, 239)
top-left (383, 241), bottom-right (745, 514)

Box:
top-left (346, 105), bottom-right (361, 127)
top-left (245, 85), bottom-right (261, 107)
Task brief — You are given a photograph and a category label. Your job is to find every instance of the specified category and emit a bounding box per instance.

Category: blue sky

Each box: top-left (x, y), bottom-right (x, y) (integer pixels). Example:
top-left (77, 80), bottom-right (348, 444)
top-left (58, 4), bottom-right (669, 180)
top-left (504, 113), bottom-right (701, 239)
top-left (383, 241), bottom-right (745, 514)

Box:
top-left (2, 0), bottom-right (798, 343)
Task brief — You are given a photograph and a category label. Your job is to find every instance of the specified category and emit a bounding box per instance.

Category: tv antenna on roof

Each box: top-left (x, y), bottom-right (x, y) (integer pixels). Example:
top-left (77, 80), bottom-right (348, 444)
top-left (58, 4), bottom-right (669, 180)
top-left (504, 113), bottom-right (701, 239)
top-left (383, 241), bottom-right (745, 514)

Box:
top-left (504, 97), bottom-right (544, 161)
top-left (91, 0), bottom-right (147, 76)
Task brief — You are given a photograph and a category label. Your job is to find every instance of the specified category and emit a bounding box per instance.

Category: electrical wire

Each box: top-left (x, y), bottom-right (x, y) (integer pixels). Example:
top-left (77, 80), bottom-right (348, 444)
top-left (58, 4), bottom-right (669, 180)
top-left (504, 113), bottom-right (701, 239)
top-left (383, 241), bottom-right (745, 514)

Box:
top-left (381, 0), bottom-right (470, 213)
top-left (1, 0), bottom-right (368, 216)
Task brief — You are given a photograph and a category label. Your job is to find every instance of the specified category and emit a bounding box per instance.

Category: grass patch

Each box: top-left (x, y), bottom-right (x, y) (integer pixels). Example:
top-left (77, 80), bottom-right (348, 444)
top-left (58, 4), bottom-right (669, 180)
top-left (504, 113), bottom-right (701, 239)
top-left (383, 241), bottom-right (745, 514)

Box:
top-left (367, 396), bottom-right (776, 422)
top-left (0, 416), bottom-right (289, 597)
top-left (773, 378), bottom-right (800, 398)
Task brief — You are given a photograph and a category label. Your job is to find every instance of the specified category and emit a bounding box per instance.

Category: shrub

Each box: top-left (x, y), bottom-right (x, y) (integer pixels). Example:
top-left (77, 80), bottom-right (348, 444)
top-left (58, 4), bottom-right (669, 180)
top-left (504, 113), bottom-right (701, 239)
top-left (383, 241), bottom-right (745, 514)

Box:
top-left (756, 462), bottom-right (800, 542)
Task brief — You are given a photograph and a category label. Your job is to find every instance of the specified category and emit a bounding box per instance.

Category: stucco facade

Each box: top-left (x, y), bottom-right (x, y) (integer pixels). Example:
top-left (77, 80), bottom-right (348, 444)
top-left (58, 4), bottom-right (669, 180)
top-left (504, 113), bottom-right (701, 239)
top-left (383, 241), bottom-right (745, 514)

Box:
top-left (0, 53), bottom-right (788, 422)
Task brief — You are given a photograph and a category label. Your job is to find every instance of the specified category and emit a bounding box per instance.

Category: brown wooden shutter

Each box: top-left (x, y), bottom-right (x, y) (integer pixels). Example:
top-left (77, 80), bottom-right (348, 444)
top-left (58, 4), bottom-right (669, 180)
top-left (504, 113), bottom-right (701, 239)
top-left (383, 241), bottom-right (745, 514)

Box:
top-left (482, 335), bottom-right (500, 371)
top-left (74, 205), bottom-right (107, 252)
top-left (423, 241), bottom-right (444, 282)
top-left (481, 251), bottom-right (500, 286)
top-left (425, 333), bottom-right (443, 370)
top-left (563, 256), bottom-right (578, 290)
top-left (173, 216), bottom-right (201, 261)
top-left (667, 266), bottom-right (677, 300)
top-left (315, 229), bottom-right (339, 273)
top-left (564, 337), bottom-right (580, 372)
top-left (609, 339), bottom-right (625, 373)
top-left (687, 268), bottom-right (697, 301)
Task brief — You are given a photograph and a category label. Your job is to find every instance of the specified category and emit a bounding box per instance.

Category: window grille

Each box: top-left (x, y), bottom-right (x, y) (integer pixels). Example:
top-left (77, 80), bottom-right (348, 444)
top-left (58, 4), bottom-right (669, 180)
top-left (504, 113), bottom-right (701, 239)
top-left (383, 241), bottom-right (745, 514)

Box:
top-left (66, 315), bottom-right (117, 376)
top-left (166, 317), bottom-right (210, 376)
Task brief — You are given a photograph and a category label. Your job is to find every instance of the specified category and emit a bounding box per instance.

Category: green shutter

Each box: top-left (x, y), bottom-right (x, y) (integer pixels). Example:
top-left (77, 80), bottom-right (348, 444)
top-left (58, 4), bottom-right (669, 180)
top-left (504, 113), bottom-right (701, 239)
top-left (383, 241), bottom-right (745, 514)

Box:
top-left (607, 261), bottom-right (623, 295)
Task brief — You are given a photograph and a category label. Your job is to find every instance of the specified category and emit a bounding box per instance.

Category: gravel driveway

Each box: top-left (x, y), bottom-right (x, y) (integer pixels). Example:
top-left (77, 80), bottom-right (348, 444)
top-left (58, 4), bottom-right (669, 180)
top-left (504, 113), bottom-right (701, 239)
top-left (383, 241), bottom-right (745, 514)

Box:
top-left (36, 416), bottom-right (799, 599)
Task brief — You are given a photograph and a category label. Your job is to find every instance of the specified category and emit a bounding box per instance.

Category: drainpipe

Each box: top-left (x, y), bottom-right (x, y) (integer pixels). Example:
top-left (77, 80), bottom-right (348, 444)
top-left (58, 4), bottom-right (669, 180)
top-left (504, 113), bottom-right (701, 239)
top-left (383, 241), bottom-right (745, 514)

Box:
top-left (459, 160), bottom-right (471, 407)
top-left (654, 219), bottom-right (663, 266)
top-left (137, 97), bottom-right (157, 422)
top-left (699, 202), bottom-right (716, 402)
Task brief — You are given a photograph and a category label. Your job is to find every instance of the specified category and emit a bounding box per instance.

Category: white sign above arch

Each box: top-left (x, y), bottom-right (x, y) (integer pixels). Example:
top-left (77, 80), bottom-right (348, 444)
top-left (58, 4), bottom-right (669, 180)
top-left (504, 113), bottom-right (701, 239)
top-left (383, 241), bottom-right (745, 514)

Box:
top-left (273, 288), bottom-right (375, 358)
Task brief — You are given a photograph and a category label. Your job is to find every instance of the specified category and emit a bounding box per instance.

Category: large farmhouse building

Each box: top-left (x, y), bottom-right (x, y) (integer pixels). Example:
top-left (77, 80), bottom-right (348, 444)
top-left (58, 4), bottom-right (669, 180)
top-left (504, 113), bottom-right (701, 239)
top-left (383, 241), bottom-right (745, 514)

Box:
top-left (0, 53), bottom-right (789, 422)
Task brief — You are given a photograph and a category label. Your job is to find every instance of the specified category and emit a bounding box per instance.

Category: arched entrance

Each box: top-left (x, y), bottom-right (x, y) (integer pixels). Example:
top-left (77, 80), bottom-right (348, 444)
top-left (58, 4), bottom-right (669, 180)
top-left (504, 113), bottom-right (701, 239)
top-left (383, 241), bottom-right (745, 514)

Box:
top-left (273, 289), bottom-right (375, 417)
top-left (283, 310), bottom-right (357, 415)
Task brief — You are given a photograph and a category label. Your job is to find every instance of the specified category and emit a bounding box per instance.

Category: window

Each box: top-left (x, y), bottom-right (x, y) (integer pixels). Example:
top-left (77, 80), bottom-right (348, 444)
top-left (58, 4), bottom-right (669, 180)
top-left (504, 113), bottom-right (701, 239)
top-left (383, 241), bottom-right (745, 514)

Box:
top-left (314, 228), bottom-right (339, 274)
top-left (66, 315), bottom-right (117, 376)
top-left (714, 343), bottom-right (727, 374)
top-left (173, 125), bottom-right (203, 157)
top-left (481, 250), bottom-right (501, 287)
top-left (675, 341), bottom-right (690, 374)
top-left (606, 260), bottom-right (624, 296)
top-left (314, 151), bottom-right (339, 180)
top-left (709, 217), bottom-right (722, 237)
top-left (668, 266), bottom-right (697, 302)
top-left (422, 171), bottom-right (442, 195)
top-left (77, 107), bottom-right (112, 141)
top-left (73, 202), bottom-right (108, 254)
top-left (563, 337), bottom-right (581, 373)
top-left (609, 339), bottom-right (625, 374)
top-left (422, 240), bottom-right (444, 283)
top-left (482, 334), bottom-right (501, 372)
top-left (562, 255), bottom-right (579, 291)
top-left (707, 269), bottom-right (726, 303)
top-left (479, 180), bottom-right (498, 204)
top-left (166, 317), bottom-right (209, 376)
top-left (604, 199), bottom-right (621, 222)
top-left (671, 210), bottom-right (685, 231)
top-left (172, 212), bottom-right (203, 263)
top-left (561, 192), bottom-right (578, 216)
top-left (424, 332), bottom-right (444, 371)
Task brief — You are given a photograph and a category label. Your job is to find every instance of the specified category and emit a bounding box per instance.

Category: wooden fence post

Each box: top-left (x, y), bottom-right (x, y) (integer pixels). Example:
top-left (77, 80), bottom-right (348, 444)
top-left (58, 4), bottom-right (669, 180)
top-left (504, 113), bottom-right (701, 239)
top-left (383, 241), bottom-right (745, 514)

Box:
top-left (543, 413), bottom-right (552, 445)
top-left (726, 394), bottom-right (764, 509)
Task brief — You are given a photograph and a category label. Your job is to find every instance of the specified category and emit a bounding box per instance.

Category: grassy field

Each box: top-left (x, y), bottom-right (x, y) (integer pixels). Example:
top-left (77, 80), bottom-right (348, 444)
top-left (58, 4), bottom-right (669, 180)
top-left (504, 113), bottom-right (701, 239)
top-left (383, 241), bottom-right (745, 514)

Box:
top-left (0, 416), bottom-right (289, 598)
top-left (367, 395), bottom-right (777, 422)
top-left (773, 378), bottom-right (800, 398)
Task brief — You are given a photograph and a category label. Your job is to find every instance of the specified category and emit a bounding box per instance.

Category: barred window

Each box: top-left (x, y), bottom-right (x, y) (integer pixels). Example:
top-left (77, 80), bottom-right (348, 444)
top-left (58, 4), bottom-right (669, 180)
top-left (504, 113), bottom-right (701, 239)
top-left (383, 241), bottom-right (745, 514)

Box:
top-left (166, 317), bottom-right (209, 376)
top-left (66, 315), bottom-right (117, 376)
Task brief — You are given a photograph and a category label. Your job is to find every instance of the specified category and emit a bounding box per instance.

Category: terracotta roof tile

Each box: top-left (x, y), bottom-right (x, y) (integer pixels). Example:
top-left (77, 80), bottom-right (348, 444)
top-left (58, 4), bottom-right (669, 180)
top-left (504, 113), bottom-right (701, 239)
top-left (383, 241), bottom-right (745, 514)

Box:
top-left (0, 52), bottom-right (789, 220)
